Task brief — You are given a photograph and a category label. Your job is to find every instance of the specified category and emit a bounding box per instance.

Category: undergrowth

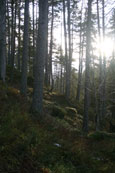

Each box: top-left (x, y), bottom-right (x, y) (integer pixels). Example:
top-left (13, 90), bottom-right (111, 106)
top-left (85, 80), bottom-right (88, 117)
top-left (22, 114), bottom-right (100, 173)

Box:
top-left (0, 81), bottom-right (115, 172)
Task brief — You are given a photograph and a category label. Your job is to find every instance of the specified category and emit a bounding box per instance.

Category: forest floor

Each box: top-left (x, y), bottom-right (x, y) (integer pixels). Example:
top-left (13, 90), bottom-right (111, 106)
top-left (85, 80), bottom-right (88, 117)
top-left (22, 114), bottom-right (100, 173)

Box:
top-left (0, 70), bottom-right (115, 172)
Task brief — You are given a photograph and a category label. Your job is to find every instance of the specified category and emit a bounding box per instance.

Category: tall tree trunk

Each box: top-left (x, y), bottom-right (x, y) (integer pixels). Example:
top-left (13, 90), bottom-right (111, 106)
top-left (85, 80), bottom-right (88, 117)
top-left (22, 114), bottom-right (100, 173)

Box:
top-left (83, 0), bottom-right (92, 132)
top-left (10, 0), bottom-right (14, 66)
top-left (91, 50), bottom-right (98, 129)
top-left (20, 0), bottom-right (29, 96)
top-left (36, 1), bottom-right (38, 42)
top-left (113, 10), bottom-right (115, 59)
top-left (60, 19), bottom-right (63, 94)
top-left (32, 0), bottom-right (48, 115)
top-left (63, 0), bottom-right (69, 98)
top-left (11, 0), bottom-right (17, 70)
top-left (102, 0), bottom-right (106, 119)
top-left (0, 0), bottom-right (6, 82)
top-left (32, 0), bottom-right (35, 76)
top-left (49, 0), bottom-right (54, 88)
top-left (44, 5), bottom-right (49, 87)
top-left (7, 0), bottom-right (11, 65)
top-left (66, 0), bottom-right (72, 99)
top-left (28, 29), bottom-right (31, 74)
top-left (76, 2), bottom-right (83, 101)
top-left (63, 68), bottom-right (65, 94)
top-left (63, 0), bottom-right (68, 91)
top-left (17, 0), bottom-right (21, 71)
top-left (33, 0), bottom-right (35, 57)
top-left (96, 0), bottom-right (102, 131)
top-left (60, 64), bottom-right (63, 93)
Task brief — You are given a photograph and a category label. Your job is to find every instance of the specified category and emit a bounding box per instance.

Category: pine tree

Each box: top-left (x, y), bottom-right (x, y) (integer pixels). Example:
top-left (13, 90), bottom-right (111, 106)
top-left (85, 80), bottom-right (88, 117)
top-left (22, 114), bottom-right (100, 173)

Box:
top-left (83, 0), bottom-right (93, 132)
top-left (66, 0), bottom-right (72, 99)
top-left (20, 0), bottom-right (29, 96)
top-left (0, 0), bottom-right (6, 82)
top-left (32, 0), bottom-right (48, 115)
top-left (17, 0), bottom-right (21, 71)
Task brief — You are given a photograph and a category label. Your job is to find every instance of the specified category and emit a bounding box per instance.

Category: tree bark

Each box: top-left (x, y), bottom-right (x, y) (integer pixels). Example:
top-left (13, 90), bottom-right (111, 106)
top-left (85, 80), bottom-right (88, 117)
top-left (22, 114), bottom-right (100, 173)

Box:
top-left (66, 0), bottom-right (72, 99)
top-left (11, 0), bottom-right (17, 70)
top-left (102, 0), bottom-right (106, 119)
top-left (76, 2), bottom-right (83, 101)
top-left (17, 0), bottom-right (21, 71)
top-left (32, 0), bottom-right (35, 76)
top-left (32, 0), bottom-right (48, 115)
top-left (0, 0), bottom-right (6, 82)
top-left (96, 0), bottom-right (102, 131)
top-left (7, 0), bottom-right (11, 65)
top-left (20, 0), bottom-right (29, 96)
top-left (49, 0), bottom-right (54, 88)
top-left (60, 20), bottom-right (63, 94)
top-left (83, 0), bottom-right (92, 132)
top-left (44, 5), bottom-right (49, 87)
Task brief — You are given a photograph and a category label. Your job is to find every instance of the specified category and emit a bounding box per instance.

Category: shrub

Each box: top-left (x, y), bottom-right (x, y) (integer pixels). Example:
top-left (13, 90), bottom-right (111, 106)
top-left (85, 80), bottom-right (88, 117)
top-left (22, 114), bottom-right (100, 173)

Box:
top-left (52, 162), bottom-right (76, 173)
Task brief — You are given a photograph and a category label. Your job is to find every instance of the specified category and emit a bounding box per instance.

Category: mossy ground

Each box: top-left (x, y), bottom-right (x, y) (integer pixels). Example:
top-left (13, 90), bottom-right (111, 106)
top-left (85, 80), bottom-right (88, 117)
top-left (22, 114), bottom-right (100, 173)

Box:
top-left (0, 79), bottom-right (115, 172)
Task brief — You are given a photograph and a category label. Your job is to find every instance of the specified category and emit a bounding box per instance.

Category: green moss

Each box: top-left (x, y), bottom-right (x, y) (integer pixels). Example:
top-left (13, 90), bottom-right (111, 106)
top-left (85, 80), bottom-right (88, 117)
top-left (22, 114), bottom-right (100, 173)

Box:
top-left (88, 131), bottom-right (115, 141)
top-left (0, 80), bottom-right (115, 172)
top-left (65, 107), bottom-right (77, 118)
top-left (51, 162), bottom-right (76, 173)
top-left (51, 105), bottom-right (66, 119)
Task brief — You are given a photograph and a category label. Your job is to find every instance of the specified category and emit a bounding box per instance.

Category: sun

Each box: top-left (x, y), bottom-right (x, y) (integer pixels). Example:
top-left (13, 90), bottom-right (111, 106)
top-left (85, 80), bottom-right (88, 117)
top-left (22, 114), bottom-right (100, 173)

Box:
top-left (97, 37), bottom-right (114, 58)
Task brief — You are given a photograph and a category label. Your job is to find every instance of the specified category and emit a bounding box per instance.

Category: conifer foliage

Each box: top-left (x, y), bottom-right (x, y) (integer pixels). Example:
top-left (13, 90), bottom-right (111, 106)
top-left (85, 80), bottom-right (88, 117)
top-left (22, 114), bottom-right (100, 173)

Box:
top-left (1, 0), bottom-right (115, 128)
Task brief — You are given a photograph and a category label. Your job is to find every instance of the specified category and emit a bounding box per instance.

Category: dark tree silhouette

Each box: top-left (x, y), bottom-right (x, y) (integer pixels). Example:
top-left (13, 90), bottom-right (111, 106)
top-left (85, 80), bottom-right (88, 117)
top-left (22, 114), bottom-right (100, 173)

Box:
top-left (32, 0), bottom-right (48, 115)
top-left (0, 0), bottom-right (6, 82)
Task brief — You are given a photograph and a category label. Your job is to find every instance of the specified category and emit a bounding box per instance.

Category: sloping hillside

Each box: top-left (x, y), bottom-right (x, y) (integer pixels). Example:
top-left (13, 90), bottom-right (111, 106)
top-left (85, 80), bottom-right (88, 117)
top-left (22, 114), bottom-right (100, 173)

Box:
top-left (0, 81), bottom-right (115, 173)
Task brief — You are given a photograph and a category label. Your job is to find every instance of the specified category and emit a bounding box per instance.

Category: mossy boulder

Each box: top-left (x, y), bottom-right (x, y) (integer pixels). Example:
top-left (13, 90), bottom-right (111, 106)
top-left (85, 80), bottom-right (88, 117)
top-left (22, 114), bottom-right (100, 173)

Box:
top-left (51, 105), bottom-right (66, 119)
top-left (77, 114), bottom-right (83, 120)
top-left (65, 107), bottom-right (77, 119)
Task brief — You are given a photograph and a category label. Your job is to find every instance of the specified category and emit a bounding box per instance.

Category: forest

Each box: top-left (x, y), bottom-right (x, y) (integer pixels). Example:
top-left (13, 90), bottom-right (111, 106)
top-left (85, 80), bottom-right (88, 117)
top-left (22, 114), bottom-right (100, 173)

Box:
top-left (0, 0), bottom-right (115, 172)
